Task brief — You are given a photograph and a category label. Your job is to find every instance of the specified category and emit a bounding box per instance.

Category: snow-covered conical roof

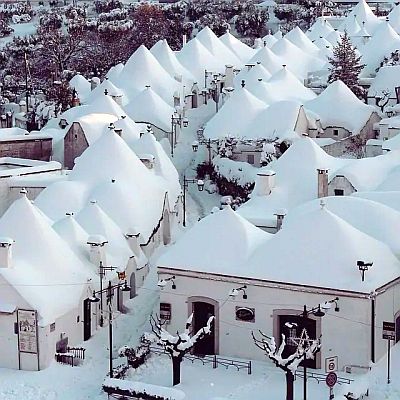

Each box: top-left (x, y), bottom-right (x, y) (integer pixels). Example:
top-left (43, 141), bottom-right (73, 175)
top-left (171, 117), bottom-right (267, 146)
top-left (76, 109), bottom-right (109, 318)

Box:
top-left (389, 4), bottom-right (400, 33)
top-left (247, 79), bottom-right (282, 104)
top-left (307, 17), bottom-right (335, 41)
top-left (346, 15), bottom-right (362, 37)
top-left (360, 20), bottom-right (400, 77)
top-left (274, 29), bottom-right (283, 39)
top-left (84, 79), bottom-right (125, 105)
top-left (76, 200), bottom-right (133, 267)
top-left (313, 36), bottom-right (334, 59)
top-left (339, 0), bottom-right (381, 35)
top-left (150, 39), bottom-right (195, 83)
top-left (246, 205), bottom-right (400, 291)
top-left (177, 37), bottom-right (225, 85)
top-left (69, 74), bottom-right (91, 103)
top-left (267, 66), bottom-right (317, 102)
top-left (117, 45), bottom-right (179, 104)
top-left (106, 62), bottom-right (124, 83)
top-left (352, 191), bottom-right (400, 212)
top-left (86, 94), bottom-right (127, 118)
top-left (248, 46), bottom-right (285, 75)
top-left (196, 26), bottom-right (241, 66)
top-left (245, 100), bottom-right (304, 140)
top-left (52, 213), bottom-right (90, 264)
top-left (289, 196), bottom-right (400, 257)
top-left (219, 31), bottom-right (256, 62)
top-left (158, 206), bottom-right (271, 273)
top-left (73, 113), bottom-right (118, 145)
top-left (305, 80), bottom-right (375, 133)
top-left (113, 115), bottom-right (141, 144)
top-left (261, 33), bottom-right (278, 48)
top-left (234, 63), bottom-right (272, 89)
top-left (368, 65), bottom-right (400, 98)
top-left (0, 194), bottom-right (93, 324)
top-left (271, 37), bottom-right (324, 79)
top-left (203, 87), bottom-right (267, 139)
top-left (326, 29), bottom-right (344, 46)
top-left (285, 26), bottom-right (320, 56)
top-left (124, 86), bottom-right (174, 132)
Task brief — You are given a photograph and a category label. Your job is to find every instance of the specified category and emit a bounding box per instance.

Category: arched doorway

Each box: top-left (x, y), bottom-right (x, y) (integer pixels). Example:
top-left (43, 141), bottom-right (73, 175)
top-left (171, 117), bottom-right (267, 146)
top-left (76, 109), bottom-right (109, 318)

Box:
top-left (188, 296), bottom-right (219, 355)
top-left (129, 272), bottom-right (136, 299)
top-left (192, 91), bottom-right (198, 108)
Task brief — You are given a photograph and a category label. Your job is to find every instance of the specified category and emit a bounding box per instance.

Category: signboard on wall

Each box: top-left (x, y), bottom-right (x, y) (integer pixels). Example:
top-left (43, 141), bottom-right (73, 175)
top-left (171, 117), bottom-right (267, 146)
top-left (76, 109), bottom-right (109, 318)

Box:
top-left (17, 309), bottom-right (38, 354)
top-left (382, 321), bottom-right (395, 340)
top-left (235, 307), bottom-right (255, 323)
top-left (325, 356), bottom-right (338, 373)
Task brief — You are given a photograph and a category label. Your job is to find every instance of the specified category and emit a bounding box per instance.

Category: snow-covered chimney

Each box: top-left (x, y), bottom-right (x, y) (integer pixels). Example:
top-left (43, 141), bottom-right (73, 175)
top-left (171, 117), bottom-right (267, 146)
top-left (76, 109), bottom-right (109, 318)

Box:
top-left (274, 209), bottom-right (287, 232)
top-left (245, 63), bottom-right (255, 72)
top-left (139, 154), bottom-right (155, 169)
top-left (19, 100), bottom-right (27, 114)
top-left (114, 128), bottom-right (122, 137)
top-left (255, 170), bottom-right (276, 196)
top-left (125, 227), bottom-right (141, 255)
top-left (317, 169), bottom-right (329, 198)
top-left (0, 237), bottom-right (14, 268)
top-left (182, 34), bottom-right (187, 47)
top-left (87, 234), bottom-right (108, 266)
top-left (225, 65), bottom-right (234, 88)
top-left (91, 77), bottom-right (100, 91)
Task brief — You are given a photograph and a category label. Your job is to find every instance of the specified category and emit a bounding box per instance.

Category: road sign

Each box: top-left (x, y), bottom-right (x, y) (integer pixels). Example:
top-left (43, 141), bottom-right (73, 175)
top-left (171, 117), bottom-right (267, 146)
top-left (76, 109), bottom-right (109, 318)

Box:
top-left (326, 372), bottom-right (338, 388)
top-left (325, 356), bottom-right (338, 373)
top-left (383, 321), bottom-right (395, 340)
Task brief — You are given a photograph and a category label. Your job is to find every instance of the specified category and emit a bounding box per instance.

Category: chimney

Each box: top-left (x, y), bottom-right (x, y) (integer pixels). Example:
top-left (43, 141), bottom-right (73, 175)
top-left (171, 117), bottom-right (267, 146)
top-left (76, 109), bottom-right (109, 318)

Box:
top-left (139, 154), bottom-right (155, 169)
top-left (112, 94), bottom-right (123, 106)
top-left (125, 227), bottom-right (141, 255)
top-left (19, 100), bottom-right (27, 114)
top-left (182, 34), bottom-right (187, 47)
top-left (91, 77), bottom-right (100, 91)
top-left (114, 128), bottom-right (122, 137)
top-left (72, 96), bottom-right (80, 107)
top-left (0, 237), bottom-right (14, 268)
top-left (87, 234), bottom-right (108, 266)
top-left (224, 65), bottom-right (234, 88)
top-left (317, 169), bottom-right (329, 198)
top-left (255, 170), bottom-right (276, 196)
top-left (274, 209), bottom-right (287, 232)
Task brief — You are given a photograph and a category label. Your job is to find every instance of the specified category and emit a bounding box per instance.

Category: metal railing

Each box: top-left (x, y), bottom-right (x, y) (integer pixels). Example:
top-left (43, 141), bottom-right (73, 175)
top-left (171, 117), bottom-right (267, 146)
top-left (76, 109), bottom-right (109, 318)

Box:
top-left (150, 346), bottom-right (252, 374)
top-left (55, 347), bottom-right (86, 367)
top-left (295, 369), bottom-right (354, 385)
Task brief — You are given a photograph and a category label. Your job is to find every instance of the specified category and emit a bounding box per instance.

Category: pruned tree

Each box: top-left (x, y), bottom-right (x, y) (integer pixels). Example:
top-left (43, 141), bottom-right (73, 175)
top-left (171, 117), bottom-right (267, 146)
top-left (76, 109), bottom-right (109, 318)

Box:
top-left (328, 30), bottom-right (366, 99)
top-left (150, 313), bottom-right (214, 386)
top-left (252, 330), bottom-right (321, 400)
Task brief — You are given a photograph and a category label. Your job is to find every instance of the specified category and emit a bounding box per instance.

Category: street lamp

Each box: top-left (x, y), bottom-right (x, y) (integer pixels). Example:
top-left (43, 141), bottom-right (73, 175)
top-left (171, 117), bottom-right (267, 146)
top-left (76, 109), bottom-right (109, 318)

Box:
top-left (182, 175), bottom-right (204, 227)
top-left (192, 141), bottom-right (199, 152)
top-left (89, 279), bottom-right (131, 378)
top-left (297, 298), bottom-right (340, 400)
top-left (357, 260), bottom-right (373, 282)
top-left (193, 138), bottom-right (216, 165)
top-left (228, 285), bottom-right (248, 299)
top-left (170, 113), bottom-right (189, 157)
top-left (158, 275), bottom-right (176, 289)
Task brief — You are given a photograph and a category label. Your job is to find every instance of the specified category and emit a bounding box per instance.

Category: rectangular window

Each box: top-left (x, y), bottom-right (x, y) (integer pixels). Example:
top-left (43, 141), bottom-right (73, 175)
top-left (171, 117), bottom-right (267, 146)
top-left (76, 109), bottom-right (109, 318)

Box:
top-left (247, 154), bottom-right (255, 165)
top-left (50, 322), bottom-right (56, 332)
top-left (160, 303), bottom-right (171, 323)
top-left (333, 129), bottom-right (339, 136)
top-left (334, 189), bottom-right (344, 196)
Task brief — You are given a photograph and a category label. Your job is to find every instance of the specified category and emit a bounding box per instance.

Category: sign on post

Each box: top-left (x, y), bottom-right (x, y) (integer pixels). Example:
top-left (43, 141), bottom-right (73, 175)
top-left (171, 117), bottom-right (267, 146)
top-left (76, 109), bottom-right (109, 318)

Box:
top-left (325, 356), bottom-right (338, 373)
top-left (17, 309), bottom-right (38, 354)
top-left (326, 372), bottom-right (338, 388)
top-left (382, 321), bottom-right (395, 340)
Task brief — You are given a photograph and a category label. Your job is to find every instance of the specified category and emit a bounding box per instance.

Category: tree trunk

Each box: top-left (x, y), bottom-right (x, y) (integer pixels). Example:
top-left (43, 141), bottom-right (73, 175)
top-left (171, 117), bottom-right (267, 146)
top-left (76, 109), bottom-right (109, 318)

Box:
top-left (172, 357), bottom-right (182, 386)
top-left (285, 372), bottom-right (294, 400)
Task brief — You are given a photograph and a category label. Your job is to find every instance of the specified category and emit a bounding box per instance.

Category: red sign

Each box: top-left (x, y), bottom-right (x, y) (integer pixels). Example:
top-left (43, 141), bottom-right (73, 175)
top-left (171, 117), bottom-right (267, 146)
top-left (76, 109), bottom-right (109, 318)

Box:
top-left (326, 372), bottom-right (338, 388)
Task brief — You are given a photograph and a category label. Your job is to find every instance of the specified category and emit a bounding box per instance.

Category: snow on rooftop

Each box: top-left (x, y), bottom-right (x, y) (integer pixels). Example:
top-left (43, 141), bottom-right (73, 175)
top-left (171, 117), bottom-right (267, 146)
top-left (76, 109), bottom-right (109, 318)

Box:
top-left (203, 87), bottom-right (267, 139)
top-left (261, 33), bottom-right (278, 48)
top-left (196, 26), bottom-right (241, 67)
top-left (124, 86), bottom-right (175, 132)
top-left (245, 101), bottom-right (305, 140)
top-left (113, 115), bottom-right (142, 143)
top-left (75, 200), bottom-right (133, 267)
top-left (339, 0), bottom-right (381, 35)
top-left (271, 37), bottom-right (324, 79)
top-left (0, 194), bottom-right (94, 325)
top-left (158, 206), bottom-right (271, 273)
top-left (352, 190), bottom-right (400, 212)
top-left (285, 26), bottom-right (320, 56)
top-left (75, 113), bottom-right (119, 145)
top-left (289, 195), bottom-right (400, 257)
top-left (389, 3), bottom-right (400, 33)
top-left (219, 32), bottom-right (256, 62)
top-left (237, 137), bottom-right (350, 226)
top-left (326, 29), bottom-right (344, 46)
top-left (84, 79), bottom-right (125, 105)
top-left (234, 63), bottom-right (272, 89)
top-left (266, 66), bottom-right (317, 102)
top-left (305, 80), bottom-right (376, 133)
top-left (368, 65), bottom-right (400, 97)
top-left (307, 17), bottom-right (335, 41)
top-left (313, 36), bottom-right (334, 59)
top-left (69, 74), bottom-right (91, 103)
top-left (106, 63), bottom-right (124, 83)
top-left (117, 45), bottom-right (179, 104)
top-left (177, 37), bottom-right (226, 85)
top-left (150, 39), bottom-right (195, 83)
top-left (248, 46), bottom-right (286, 75)
top-left (246, 206), bottom-right (400, 292)
top-left (360, 21), bottom-right (400, 78)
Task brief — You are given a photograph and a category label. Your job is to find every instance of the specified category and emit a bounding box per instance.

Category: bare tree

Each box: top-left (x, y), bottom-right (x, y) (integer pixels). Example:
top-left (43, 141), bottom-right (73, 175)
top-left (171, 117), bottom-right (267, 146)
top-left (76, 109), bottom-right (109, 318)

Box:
top-left (252, 330), bottom-right (321, 400)
top-left (150, 313), bottom-right (214, 386)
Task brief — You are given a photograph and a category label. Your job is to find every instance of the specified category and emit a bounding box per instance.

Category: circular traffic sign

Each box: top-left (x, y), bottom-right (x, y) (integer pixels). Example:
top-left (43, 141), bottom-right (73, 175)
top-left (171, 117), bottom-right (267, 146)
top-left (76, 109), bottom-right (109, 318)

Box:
top-left (326, 372), bottom-right (338, 388)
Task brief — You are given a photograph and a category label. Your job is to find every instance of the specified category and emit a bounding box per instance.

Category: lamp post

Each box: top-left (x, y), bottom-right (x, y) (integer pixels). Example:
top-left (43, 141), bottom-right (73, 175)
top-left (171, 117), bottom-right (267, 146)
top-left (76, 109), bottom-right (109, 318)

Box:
top-left (89, 279), bottom-right (131, 377)
top-left (211, 76), bottom-right (221, 113)
top-left (182, 175), bottom-right (204, 227)
top-left (296, 298), bottom-right (340, 400)
top-left (170, 113), bottom-right (189, 157)
top-left (357, 260), bottom-right (373, 282)
top-left (192, 138), bottom-right (216, 165)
